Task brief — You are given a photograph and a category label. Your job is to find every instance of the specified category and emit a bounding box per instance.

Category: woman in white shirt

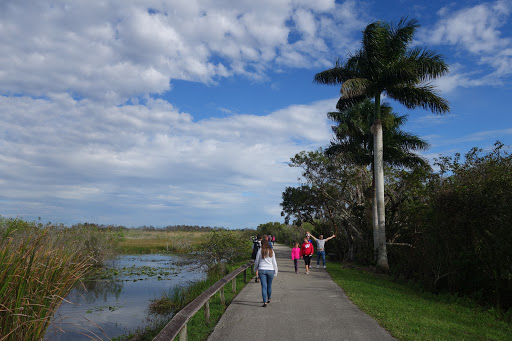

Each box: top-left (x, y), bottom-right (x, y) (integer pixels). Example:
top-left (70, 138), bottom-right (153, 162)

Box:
top-left (253, 239), bottom-right (278, 307)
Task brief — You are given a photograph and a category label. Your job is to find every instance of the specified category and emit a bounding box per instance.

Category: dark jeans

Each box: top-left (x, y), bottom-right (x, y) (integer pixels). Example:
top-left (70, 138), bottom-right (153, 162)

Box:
top-left (258, 270), bottom-right (274, 303)
top-left (293, 259), bottom-right (299, 272)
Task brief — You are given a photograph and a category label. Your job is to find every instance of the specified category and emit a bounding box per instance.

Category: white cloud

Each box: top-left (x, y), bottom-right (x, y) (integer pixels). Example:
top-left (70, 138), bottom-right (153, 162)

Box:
top-left (422, 0), bottom-right (512, 88)
top-left (429, 2), bottom-right (510, 54)
top-left (0, 94), bottom-right (334, 226)
top-left (431, 63), bottom-right (497, 93)
top-left (0, 0), bottom-right (363, 105)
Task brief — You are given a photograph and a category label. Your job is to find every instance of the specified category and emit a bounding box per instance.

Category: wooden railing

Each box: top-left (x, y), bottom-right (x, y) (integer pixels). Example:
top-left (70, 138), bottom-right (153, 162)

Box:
top-left (153, 260), bottom-right (254, 341)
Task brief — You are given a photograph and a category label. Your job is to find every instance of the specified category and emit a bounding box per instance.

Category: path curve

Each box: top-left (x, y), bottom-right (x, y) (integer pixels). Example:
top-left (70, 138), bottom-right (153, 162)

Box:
top-left (208, 244), bottom-right (396, 341)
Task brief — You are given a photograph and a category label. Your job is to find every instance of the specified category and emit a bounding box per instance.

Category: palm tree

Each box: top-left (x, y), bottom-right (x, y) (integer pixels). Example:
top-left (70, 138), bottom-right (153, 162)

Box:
top-left (326, 99), bottom-right (430, 261)
top-left (315, 18), bottom-right (449, 270)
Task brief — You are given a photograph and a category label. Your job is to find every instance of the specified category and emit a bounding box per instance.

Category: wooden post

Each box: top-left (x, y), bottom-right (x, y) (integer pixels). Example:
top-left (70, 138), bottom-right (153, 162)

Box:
top-left (204, 300), bottom-right (210, 324)
top-left (243, 269), bottom-right (247, 282)
top-left (220, 286), bottom-right (225, 306)
top-left (179, 324), bottom-right (187, 341)
top-left (232, 277), bottom-right (236, 293)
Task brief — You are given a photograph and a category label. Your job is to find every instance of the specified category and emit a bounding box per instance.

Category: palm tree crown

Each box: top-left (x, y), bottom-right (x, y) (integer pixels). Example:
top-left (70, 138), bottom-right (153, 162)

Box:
top-left (314, 18), bottom-right (449, 118)
top-left (326, 99), bottom-right (430, 170)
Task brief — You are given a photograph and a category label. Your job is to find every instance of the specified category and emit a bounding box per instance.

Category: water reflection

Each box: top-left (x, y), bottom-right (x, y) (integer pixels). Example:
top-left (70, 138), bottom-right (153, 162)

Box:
top-left (45, 254), bottom-right (205, 340)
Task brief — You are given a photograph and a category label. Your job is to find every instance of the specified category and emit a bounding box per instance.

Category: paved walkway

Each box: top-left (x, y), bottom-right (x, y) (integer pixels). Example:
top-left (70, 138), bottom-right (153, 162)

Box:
top-left (208, 244), bottom-right (396, 341)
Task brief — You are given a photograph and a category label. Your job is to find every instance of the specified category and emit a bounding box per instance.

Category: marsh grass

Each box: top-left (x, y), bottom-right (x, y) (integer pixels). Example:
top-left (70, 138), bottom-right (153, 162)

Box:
top-left (118, 230), bottom-right (207, 254)
top-left (0, 227), bottom-right (94, 341)
top-left (327, 262), bottom-right (512, 340)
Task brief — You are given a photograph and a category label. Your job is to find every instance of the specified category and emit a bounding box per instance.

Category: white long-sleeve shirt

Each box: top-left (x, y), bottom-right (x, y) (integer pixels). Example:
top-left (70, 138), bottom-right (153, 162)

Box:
top-left (253, 248), bottom-right (278, 276)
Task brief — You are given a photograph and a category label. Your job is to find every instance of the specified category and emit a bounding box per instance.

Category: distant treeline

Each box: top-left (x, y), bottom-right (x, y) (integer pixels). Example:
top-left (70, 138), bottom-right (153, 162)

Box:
top-left (67, 222), bottom-right (256, 233)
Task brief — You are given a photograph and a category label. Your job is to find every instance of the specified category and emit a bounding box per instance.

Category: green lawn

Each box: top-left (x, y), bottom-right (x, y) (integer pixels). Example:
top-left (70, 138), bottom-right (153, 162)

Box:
top-left (327, 263), bottom-right (512, 341)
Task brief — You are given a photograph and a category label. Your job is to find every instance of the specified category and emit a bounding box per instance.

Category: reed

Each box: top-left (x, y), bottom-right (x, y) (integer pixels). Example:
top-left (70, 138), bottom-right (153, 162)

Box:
top-left (0, 226), bottom-right (94, 341)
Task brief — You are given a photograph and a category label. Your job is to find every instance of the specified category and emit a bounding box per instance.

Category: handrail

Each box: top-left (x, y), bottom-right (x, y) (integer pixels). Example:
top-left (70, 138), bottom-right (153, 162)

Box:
top-left (153, 260), bottom-right (254, 341)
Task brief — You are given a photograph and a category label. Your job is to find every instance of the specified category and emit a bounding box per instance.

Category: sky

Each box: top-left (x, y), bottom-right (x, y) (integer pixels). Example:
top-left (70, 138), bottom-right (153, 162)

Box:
top-left (1, 0), bottom-right (511, 229)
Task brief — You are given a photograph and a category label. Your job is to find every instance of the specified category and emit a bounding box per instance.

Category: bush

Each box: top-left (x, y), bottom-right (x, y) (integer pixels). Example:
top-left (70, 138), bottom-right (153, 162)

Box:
top-left (387, 142), bottom-right (512, 311)
top-left (195, 229), bottom-right (252, 273)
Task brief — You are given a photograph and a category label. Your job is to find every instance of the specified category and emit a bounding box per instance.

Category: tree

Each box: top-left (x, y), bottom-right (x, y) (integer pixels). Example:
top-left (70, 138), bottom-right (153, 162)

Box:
top-left (281, 186), bottom-right (321, 226)
top-left (281, 149), bottom-right (372, 260)
top-left (430, 142), bottom-right (512, 307)
top-left (326, 99), bottom-right (430, 261)
top-left (256, 222), bottom-right (303, 246)
top-left (314, 18), bottom-right (449, 270)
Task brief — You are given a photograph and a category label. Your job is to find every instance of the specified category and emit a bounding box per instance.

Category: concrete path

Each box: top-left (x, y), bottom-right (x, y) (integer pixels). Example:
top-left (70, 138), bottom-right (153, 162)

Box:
top-left (207, 244), bottom-right (396, 341)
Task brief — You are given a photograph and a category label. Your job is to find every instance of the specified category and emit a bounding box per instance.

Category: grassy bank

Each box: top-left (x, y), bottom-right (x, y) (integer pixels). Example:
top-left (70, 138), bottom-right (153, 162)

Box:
top-left (116, 261), bottom-right (253, 341)
top-left (118, 230), bottom-right (207, 254)
top-left (327, 262), bottom-right (512, 340)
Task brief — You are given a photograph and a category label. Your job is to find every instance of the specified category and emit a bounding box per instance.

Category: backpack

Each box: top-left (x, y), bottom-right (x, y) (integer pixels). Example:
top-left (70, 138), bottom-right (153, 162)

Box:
top-left (251, 240), bottom-right (260, 259)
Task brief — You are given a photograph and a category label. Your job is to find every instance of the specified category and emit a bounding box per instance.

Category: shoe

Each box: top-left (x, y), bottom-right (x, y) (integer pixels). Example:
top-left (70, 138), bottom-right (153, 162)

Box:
top-left (316, 265), bottom-right (319, 268)
top-left (323, 265), bottom-right (326, 269)
top-left (306, 271), bottom-right (310, 274)
top-left (267, 299), bottom-right (271, 303)
top-left (263, 303), bottom-right (267, 307)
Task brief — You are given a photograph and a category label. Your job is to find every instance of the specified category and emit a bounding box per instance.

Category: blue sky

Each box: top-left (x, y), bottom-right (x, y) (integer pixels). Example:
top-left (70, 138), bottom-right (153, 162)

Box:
top-left (1, 0), bottom-right (511, 228)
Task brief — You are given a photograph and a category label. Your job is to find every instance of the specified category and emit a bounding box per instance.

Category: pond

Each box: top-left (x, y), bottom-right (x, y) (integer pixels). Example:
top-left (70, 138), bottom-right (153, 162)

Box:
top-left (45, 254), bottom-right (206, 340)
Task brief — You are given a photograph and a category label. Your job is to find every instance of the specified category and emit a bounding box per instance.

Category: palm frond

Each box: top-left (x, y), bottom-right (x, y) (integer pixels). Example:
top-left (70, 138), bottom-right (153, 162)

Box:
top-left (405, 47), bottom-right (449, 79)
top-left (384, 149), bottom-right (431, 169)
top-left (385, 129), bottom-right (430, 151)
top-left (340, 78), bottom-right (370, 97)
top-left (387, 17), bottom-right (419, 54)
top-left (336, 95), bottom-right (367, 111)
top-left (314, 66), bottom-right (360, 85)
top-left (386, 84), bottom-right (450, 114)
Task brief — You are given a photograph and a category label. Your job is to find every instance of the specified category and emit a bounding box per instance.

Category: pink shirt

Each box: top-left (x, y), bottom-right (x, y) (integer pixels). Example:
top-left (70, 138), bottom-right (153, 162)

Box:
top-left (291, 247), bottom-right (301, 260)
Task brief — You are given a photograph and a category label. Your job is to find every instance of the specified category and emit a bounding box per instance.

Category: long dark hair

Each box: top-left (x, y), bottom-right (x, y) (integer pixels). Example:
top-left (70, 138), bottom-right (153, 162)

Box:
top-left (260, 239), bottom-right (273, 258)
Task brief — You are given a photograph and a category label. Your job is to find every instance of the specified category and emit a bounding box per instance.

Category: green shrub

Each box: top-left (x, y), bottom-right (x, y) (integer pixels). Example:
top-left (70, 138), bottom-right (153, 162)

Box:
top-left (195, 229), bottom-right (251, 273)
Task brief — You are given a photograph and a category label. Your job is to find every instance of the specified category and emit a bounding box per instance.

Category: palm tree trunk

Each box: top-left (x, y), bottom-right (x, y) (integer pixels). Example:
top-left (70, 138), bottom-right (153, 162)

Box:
top-left (371, 162), bottom-right (378, 262)
top-left (372, 182), bottom-right (379, 262)
top-left (373, 96), bottom-right (389, 271)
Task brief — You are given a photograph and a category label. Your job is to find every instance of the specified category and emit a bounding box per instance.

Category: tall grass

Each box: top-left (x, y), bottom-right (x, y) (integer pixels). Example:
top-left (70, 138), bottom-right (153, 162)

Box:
top-left (0, 222), bottom-right (95, 340)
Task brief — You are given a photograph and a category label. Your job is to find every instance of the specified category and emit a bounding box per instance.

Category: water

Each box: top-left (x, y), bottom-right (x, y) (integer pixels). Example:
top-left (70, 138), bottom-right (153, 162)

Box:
top-left (45, 254), bottom-right (206, 340)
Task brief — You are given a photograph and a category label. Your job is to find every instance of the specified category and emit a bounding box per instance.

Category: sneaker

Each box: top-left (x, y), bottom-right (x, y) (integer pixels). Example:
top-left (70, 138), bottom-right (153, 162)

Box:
top-left (323, 265), bottom-right (326, 269)
top-left (316, 265), bottom-right (319, 268)
top-left (306, 271), bottom-right (310, 274)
